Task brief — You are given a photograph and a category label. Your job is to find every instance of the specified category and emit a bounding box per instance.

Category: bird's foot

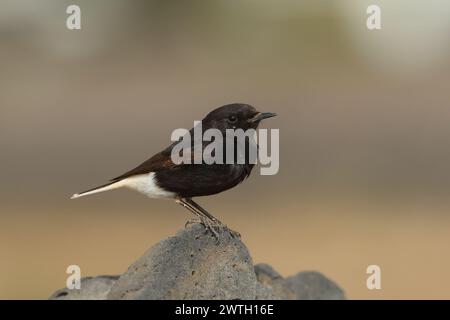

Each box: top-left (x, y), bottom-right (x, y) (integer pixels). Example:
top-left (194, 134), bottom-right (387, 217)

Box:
top-left (185, 216), bottom-right (221, 240)
top-left (226, 227), bottom-right (241, 239)
top-left (201, 219), bottom-right (241, 242)
top-left (185, 217), bottom-right (202, 228)
top-left (202, 218), bottom-right (221, 241)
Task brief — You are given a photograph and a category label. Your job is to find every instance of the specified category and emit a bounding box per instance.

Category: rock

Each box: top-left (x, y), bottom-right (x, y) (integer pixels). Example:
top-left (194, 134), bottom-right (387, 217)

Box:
top-left (285, 271), bottom-right (345, 300)
top-left (255, 282), bottom-right (278, 300)
top-left (49, 275), bottom-right (119, 300)
top-left (254, 264), bottom-right (345, 300)
top-left (49, 223), bottom-right (346, 300)
top-left (107, 223), bottom-right (257, 300)
top-left (254, 263), bottom-right (296, 299)
top-left (255, 263), bottom-right (283, 282)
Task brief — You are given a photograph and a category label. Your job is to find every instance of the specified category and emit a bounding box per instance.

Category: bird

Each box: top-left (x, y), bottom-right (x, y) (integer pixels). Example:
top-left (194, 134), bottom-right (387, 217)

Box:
top-left (71, 103), bottom-right (276, 238)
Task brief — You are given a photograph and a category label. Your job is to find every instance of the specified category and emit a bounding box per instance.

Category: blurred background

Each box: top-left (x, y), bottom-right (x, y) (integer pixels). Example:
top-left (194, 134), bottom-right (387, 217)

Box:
top-left (1, 0), bottom-right (450, 299)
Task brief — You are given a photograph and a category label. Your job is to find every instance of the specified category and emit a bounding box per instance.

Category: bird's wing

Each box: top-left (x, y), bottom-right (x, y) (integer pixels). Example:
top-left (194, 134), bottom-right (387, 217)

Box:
top-left (110, 148), bottom-right (176, 182)
top-left (110, 141), bottom-right (208, 182)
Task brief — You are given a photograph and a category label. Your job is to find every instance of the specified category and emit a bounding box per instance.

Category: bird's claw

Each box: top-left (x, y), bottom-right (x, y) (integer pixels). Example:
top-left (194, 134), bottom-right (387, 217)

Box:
top-left (201, 220), bottom-right (240, 242)
top-left (185, 217), bottom-right (202, 228)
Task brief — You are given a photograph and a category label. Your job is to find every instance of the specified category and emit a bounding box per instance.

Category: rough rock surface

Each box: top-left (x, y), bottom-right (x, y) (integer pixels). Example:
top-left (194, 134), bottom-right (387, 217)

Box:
top-left (49, 275), bottom-right (118, 300)
top-left (254, 264), bottom-right (345, 300)
top-left (108, 224), bottom-right (257, 299)
top-left (49, 223), bottom-right (345, 300)
top-left (254, 263), bottom-right (296, 299)
top-left (285, 271), bottom-right (345, 300)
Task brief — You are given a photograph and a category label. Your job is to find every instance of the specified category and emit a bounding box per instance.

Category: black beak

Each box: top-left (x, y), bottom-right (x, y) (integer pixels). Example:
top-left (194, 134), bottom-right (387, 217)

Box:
top-left (249, 112), bottom-right (277, 123)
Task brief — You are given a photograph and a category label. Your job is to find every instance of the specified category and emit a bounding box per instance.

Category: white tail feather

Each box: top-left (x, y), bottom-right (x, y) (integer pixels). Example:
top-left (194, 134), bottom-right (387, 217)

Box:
top-left (70, 180), bottom-right (126, 199)
top-left (70, 173), bottom-right (174, 200)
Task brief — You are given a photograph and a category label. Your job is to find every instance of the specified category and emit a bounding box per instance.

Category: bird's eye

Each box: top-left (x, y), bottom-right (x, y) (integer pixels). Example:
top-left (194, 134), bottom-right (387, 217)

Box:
top-left (228, 115), bottom-right (238, 123)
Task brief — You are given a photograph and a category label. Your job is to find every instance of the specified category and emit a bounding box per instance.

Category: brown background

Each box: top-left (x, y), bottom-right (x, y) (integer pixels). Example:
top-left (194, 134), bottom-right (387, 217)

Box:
top-left (1, 0), bottom-right (450, 299)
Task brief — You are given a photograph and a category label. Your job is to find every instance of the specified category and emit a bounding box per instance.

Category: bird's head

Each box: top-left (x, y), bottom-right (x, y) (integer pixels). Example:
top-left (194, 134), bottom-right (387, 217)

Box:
top-left (202, 103), bottom-right (276, 132)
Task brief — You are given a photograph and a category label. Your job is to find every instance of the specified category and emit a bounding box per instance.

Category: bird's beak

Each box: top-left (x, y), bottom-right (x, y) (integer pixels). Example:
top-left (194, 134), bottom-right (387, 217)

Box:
top-left (249, 112), bottom-right (277, 123)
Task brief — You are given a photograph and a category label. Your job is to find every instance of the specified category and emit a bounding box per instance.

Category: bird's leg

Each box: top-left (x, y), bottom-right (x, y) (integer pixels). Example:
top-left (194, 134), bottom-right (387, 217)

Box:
top-left (184, 198), bottom-right (241, 239)
top-left (176, 198), bottom-right (220, 239)
top-left (184, 198), bottom-right (221, 223)
top-left (175, 199), bottom-right (204, 226)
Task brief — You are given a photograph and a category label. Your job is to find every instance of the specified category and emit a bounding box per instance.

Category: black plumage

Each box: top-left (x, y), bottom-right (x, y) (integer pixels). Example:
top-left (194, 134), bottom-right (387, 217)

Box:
top-left (72, 103), bottom-right (276, 238)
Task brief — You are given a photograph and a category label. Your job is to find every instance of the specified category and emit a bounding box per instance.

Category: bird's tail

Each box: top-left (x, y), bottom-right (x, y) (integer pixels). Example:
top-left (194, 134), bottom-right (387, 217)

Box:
top-left (70, 180), bottom-right (125, 199)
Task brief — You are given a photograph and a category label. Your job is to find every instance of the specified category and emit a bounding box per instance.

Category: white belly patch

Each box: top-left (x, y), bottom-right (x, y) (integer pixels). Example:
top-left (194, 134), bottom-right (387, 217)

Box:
top-left (122, 172), bottom-right (175, 199)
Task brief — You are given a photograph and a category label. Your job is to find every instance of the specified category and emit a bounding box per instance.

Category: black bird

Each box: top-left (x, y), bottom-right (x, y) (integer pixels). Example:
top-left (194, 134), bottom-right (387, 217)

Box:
top-left (71, 103), bottom-right (276, 237)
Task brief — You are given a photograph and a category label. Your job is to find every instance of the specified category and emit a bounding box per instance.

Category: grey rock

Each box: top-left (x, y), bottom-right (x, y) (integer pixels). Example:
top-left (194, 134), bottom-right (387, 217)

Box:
top-left (107, 223), bottom-right (257, 300)
top-left (254, 264), bottom-right (345, 300)
top-left (255, 263), bottom-right (283, 281)
top-left (285, 271), bottom-right (345, 300)
top-left (255, 282), bottom-right (278, 300)
top-left (254, 263), bottom-right (295, 299)
top-left (49, 223), bottom-right (346, 300)
top-left (49, 275), bottom-right (119, 300)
